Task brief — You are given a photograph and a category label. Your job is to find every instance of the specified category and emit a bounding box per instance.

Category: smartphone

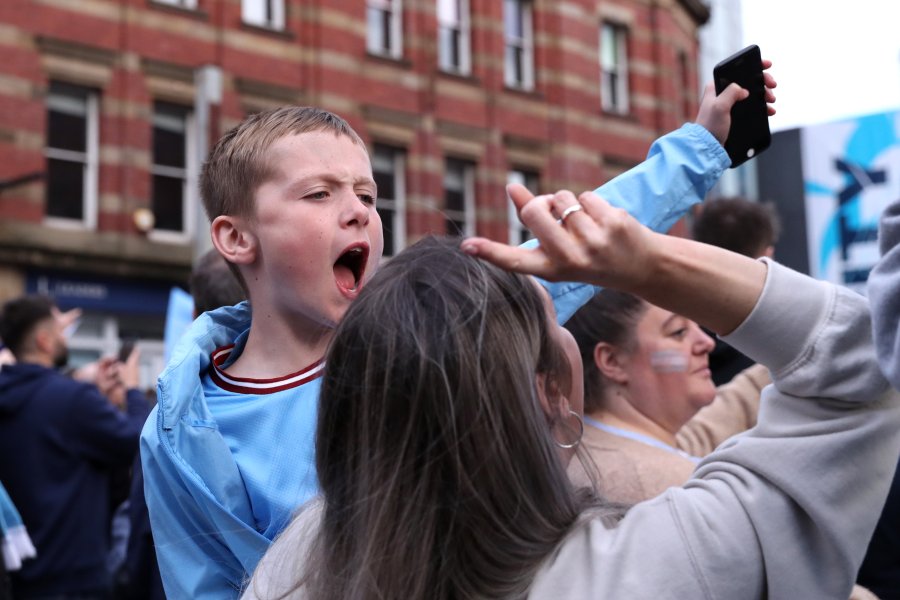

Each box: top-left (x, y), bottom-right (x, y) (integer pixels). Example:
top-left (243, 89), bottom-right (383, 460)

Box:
top-left (713, 44), bottom-right (771, 168)
top-left (118, 338), bottom-right (137, 363)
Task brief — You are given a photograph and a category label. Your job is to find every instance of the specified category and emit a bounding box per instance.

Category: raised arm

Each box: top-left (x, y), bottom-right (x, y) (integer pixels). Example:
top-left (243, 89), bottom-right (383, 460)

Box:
top-left (535, 65), bottom-right (775, 323)
top-left (492, 189), bottom-right (900, 598)
top-left (590, 63), bottom-right (776, 234)
top-left (465, 189), bottom-right (766, 334)
top-left (529, 258), bottom-right (900, 598)
top-left (867, 198), bottom-right (900, 389)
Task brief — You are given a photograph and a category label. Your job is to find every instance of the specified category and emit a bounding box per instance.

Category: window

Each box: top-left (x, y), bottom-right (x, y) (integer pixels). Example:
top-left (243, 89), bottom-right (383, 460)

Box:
top-left (438, 0), bottom-right (470, 74)
top-left (367, 0), bottom-right (402, 58)
top-left (444, 158), bottom-right (475, 236)
top-left (503, 0), bottom-right (534, 90)
top-left (372, 144), bottom-right (406, 257)
top-left (44, 81), bottom-right (99, 229)
top-left (151, 102), bottom-right (195, 238)
top-left (242, 0), bottom-right (285, 30)
top-left (600, 22), bottom-right (629, 114)
top-left (507, 169), bottom-right (538, 245)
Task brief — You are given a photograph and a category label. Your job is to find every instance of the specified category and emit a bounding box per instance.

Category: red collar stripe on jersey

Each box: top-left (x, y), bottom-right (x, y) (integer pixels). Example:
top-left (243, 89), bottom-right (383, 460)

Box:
top-left (208, 345), bottom-right (325, 394)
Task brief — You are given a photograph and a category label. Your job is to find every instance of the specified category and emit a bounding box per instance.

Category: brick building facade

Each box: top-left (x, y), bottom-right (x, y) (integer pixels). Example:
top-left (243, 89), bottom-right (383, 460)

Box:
top-left (0, 0), bottom-right (709, 381)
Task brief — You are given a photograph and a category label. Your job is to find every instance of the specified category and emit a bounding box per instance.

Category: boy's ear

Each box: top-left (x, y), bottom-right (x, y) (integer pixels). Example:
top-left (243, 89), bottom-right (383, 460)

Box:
top-left (593, 342), bottom-right (630, 385)
top-left (211, 215), bottom-right (257, 266)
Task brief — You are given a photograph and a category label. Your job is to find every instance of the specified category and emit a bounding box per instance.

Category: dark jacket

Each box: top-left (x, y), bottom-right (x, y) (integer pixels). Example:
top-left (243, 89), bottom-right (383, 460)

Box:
top-left (857, 456), bottom-right (900, 599)
top-left (0, 362), bottom-right (149, 597)
top-left (705, 331), bottom-right (755, 387)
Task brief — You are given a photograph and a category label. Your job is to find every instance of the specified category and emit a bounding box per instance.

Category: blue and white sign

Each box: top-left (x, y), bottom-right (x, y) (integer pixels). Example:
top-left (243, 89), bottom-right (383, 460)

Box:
top-left (801, 111), bottom-right (900, 292)
top-left (26, 270), bottom-right (174, 315)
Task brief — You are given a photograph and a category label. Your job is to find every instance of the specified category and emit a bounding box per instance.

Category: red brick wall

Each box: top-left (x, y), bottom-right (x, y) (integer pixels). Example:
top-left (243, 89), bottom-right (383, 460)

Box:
top-left (0, 0), bottom-right (707, 277)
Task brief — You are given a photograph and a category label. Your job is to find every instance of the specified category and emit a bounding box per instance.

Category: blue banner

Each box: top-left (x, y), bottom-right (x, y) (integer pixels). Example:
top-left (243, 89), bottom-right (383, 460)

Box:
top-left (26, 270), bottom-right (177, 315)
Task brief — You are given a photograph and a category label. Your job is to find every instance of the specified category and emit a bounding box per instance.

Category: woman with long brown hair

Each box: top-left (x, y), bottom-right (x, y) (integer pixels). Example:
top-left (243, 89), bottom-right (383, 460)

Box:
top-left (243, 188), bottom-right (900, 599)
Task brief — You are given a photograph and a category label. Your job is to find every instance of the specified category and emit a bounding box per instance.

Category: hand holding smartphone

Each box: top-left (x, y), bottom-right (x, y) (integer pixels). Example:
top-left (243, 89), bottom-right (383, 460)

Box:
top-left (713, 44), bottom-right (771, 168)
top-left (118, 338), bottom-right (137, 363)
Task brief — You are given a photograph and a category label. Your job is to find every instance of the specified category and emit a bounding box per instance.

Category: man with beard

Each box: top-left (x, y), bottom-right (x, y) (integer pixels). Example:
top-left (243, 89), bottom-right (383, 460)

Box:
top-left (0, 295), bottom-right (148, 599)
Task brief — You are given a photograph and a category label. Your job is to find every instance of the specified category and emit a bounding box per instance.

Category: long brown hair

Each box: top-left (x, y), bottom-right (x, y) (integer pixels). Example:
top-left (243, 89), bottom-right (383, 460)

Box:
top-left (298, 236), bottom-right (607, 599)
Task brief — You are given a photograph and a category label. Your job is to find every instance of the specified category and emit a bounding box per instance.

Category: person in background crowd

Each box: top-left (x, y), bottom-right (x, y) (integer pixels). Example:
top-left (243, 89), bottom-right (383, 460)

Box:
top-left (563, 290), bottom-right (878, 600)
top-left (564, 289), bottom-right (769, 503)
top-left (0, 295), bottom-right (148, 599)
top-left (690, 197), bottom-right (780, 385)
top-left (0, 305), bottom-right (80, 597)
top-left (190, 247), bottom-right (248, 316)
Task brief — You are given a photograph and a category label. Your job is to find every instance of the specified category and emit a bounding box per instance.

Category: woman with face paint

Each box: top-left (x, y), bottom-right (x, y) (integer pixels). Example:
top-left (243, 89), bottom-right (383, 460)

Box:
top-left (563, 289), bottom-right (771, 504)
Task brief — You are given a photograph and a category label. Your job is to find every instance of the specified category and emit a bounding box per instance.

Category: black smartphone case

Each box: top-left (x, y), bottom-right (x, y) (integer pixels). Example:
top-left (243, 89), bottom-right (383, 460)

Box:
top-left (713, 45), bottom-right (771, 168)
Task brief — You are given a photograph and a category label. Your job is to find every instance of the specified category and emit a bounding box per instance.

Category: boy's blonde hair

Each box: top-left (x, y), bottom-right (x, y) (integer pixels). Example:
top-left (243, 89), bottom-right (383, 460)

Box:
top-left (200, 106), bottom-right (366, 221)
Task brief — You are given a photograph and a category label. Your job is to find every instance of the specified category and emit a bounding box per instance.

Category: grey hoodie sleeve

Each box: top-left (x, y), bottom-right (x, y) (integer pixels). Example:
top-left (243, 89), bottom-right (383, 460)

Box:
top-left (529, 261), bottom-right (900, 600)
top-left (867, 198), bottom-right (900, 390)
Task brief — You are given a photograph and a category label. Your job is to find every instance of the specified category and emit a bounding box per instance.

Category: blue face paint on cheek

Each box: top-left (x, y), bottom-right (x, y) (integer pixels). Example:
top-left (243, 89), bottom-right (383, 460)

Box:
top-left (649, 350), bottom-right (689, 373)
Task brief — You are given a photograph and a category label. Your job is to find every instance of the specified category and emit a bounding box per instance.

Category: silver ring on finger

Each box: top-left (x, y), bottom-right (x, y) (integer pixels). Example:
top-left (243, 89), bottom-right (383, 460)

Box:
top-left (559, 203), bottom-right (583, 225)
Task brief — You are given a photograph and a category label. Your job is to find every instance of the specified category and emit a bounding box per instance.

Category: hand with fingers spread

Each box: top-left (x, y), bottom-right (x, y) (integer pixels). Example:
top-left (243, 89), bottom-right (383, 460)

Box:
top-left (696, 58), bottom-right (776, 145)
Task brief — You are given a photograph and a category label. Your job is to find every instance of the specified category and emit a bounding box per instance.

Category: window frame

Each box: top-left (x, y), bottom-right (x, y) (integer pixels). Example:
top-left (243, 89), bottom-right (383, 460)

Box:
top-left (507, 169), bottom-right (539, 245)
top-left (153, 0), bottom-right (198, 9)
top-left (241, 0), bottom-right (286, 30)
top-left (372, 144), bottom-right (407, 258)
top-left (503, 0), bottom-right (535, 90)
top-left (44, 82), bottom-right (99, 231)
top-left (149, 101), bottom-right (197, 243)
top-left (443, 158), bottom-right (476, 237)
top-left (438, 0), bottom-right (471, 75)
top-left (600, 21), bottom-right (630, 114)
top-left (367, 0), bottom-right (403, 59)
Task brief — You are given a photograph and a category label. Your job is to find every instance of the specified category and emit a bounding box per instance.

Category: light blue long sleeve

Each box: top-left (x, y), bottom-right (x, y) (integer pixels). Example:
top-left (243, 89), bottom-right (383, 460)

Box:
top-left (540, 123), bottom-right (729, 323)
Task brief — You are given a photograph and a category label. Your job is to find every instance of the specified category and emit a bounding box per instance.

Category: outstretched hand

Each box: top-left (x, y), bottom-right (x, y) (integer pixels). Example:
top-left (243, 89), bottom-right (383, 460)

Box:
top-left (461, 183), bottom-right (656, 292)
top-left (695, 59), bottom-right (777, 145)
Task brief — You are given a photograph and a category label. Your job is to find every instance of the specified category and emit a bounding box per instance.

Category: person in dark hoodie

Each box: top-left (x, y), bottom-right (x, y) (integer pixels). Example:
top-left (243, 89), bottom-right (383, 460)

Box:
top-left (0, 295), bottom-right (148, 599)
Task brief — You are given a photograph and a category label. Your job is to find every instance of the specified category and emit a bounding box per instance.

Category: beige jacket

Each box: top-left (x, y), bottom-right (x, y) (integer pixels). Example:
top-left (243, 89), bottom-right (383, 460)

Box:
top-left (569, 363), bottom-right (770, 504)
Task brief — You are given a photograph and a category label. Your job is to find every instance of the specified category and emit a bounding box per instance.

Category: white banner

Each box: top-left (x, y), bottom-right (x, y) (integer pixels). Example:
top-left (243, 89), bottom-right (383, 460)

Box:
top-left (800, 111), bottom-right (900, 293)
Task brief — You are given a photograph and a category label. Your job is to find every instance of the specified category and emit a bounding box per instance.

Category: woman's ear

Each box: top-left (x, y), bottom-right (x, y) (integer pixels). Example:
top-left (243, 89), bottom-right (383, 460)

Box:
top-left (593, 342), bottom-right (630, 385)
top-left (211, 215), bottom-right (257, 266)
top-left (535, 373), bottom-right (569, 421)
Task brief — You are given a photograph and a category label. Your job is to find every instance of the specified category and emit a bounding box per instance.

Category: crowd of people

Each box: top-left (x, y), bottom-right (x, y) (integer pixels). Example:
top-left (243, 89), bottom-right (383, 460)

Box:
top-left (1, 57), bottom-right (899, 600)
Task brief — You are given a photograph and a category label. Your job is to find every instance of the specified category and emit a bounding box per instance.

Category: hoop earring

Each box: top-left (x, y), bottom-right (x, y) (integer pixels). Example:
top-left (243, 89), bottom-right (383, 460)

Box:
top-left (553, 410), bottom-right (584, 449)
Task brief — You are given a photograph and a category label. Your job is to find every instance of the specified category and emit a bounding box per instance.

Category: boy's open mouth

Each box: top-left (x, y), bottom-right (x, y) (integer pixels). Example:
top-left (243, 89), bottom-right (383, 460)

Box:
top-left (334, 244), bottom-right (369, 294)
